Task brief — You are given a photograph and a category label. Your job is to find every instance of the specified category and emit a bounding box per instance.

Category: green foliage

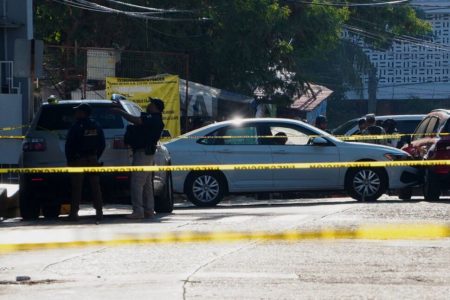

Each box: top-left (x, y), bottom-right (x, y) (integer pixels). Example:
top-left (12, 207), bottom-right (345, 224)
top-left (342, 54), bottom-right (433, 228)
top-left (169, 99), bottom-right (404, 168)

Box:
top-left (34, 0), bottom-right (431, 101)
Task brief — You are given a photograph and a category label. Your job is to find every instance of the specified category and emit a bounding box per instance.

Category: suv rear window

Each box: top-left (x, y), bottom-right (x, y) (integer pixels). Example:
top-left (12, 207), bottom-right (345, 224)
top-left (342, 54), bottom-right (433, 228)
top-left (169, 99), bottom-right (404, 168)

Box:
top-left (36, 104), bottom-right (124, 131)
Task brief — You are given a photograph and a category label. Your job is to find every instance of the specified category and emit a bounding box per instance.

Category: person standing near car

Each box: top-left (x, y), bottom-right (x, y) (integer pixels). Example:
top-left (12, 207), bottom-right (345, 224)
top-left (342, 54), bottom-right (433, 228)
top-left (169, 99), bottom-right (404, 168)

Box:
top-left (362, 114), bottom-right (386, 145)
top-left (315, 115), bottom-right (330, 133)
top-left (112, 98), bottom-right (165, 219)
top-left (65, 103), bottom-right (105, 221)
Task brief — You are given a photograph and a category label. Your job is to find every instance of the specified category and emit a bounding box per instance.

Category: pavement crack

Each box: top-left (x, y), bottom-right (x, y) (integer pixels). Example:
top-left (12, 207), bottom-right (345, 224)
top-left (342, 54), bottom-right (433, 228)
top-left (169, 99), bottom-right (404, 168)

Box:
top-left (181, 242), bottom-right (258, 300)
top-left (41, 247), bottom-right (107, 273)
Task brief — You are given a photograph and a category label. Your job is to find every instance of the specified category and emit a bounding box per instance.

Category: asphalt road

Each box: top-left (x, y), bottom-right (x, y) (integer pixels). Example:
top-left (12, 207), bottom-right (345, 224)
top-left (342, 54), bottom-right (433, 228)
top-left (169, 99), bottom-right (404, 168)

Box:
top-left (0, 196), bottom-right (449, 299)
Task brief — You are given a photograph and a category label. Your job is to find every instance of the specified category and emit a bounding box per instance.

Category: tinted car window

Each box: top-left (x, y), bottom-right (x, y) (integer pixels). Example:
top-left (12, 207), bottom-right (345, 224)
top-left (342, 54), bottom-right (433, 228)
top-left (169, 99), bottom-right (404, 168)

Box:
top-left (396, 120), bottom-right (422, 134)
top-left (198, 125), bottom-right (260, 145)
top-left (412, 117), bottom-right (431, 141)
top-left (36, 104), bottom-right (124, 131)
top-left (425, 117), bottom-right (439, 136)
top-left (332, 120), bottom-right (357, 135)
top-left (269, 126), bottom-right (312, 146)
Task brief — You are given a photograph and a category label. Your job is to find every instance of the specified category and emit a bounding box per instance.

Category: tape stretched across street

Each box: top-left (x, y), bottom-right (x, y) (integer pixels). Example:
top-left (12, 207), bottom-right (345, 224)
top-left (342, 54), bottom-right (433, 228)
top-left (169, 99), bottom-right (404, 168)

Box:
top-left (0, 160), bottom-right (449, 174)
top-left (0, 224), bottom-right (449, 253)
top-left (0, 135), bottom-right (26, 139)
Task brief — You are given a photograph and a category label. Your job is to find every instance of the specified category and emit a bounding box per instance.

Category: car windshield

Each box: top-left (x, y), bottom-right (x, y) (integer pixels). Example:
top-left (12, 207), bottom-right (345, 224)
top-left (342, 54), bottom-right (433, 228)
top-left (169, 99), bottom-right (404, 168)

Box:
top-left (332, 120), bottom-right (357, 135)
top-left (36, 104), bottom-right (125, 131)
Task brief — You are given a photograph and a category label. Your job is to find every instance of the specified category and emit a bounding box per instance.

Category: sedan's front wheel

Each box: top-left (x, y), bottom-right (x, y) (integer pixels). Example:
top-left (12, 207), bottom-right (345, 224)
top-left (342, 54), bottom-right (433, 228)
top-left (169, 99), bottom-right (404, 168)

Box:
top-left (186, 172), bottom-right (226, 207)
top-left (346, 168), bottom-right (387, 202)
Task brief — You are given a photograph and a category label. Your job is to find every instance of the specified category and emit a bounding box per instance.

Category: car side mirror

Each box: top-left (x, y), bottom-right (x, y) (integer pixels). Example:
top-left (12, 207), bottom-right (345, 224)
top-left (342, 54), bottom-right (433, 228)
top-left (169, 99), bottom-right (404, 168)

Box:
top-left (311, 136), bottom-right (328, 146)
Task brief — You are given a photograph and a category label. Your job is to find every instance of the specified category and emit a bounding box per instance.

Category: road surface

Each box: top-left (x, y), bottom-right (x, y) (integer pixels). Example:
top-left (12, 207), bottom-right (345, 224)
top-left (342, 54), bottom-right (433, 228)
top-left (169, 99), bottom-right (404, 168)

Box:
top-left (0, 196), bottom-right (449, 299)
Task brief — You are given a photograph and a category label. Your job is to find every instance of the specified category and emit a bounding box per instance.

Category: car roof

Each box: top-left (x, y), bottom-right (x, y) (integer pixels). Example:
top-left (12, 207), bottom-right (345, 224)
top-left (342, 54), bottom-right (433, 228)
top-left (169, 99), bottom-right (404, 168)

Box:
top-left (42, 99), bottom-right (137, 106)
top-left (347, 114), bottom-right (425, 122)
top-left (431, 109), bottom-right (450, 115)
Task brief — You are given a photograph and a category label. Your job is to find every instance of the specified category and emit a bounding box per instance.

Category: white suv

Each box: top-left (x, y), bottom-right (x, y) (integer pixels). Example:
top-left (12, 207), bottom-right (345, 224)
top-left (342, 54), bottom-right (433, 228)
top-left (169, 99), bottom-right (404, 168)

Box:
top-left (19, 100), bottom-right (173, 220)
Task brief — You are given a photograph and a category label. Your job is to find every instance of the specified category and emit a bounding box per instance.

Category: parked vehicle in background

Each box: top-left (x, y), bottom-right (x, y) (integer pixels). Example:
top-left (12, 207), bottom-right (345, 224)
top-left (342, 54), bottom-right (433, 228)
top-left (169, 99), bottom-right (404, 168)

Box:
top-left (20, 100), bottom-right (173, 220)
top-left (165, 118), bottom-right (418, 207)
top-left (401, 109), bottom-right (450, 201)
top-left (333, 115), bottom-right (425, 148)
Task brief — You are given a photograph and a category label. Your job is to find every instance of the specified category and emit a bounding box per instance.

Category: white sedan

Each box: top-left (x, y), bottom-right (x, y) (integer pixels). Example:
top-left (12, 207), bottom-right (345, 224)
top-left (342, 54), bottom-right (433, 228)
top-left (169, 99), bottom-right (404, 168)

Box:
top-left (165, 118), bottom-right (418, 207)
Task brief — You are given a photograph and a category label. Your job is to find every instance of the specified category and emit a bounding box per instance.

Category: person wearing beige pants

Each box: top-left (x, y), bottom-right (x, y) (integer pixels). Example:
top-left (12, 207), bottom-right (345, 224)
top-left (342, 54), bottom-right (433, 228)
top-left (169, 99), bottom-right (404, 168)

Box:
top-left (131, 150), bottom-right (155, 218)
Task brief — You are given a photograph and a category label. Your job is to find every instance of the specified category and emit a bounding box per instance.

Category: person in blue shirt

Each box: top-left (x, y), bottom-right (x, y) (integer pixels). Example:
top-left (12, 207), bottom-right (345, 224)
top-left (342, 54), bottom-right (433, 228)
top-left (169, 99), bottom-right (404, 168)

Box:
top-left (65, 103), bottom-right (105, 221)
top-left (112, 98), bottom-right (165, 219)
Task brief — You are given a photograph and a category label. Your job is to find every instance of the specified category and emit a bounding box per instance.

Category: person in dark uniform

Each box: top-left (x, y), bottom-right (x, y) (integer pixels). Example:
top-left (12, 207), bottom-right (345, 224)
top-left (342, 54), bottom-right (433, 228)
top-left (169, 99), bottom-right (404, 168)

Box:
top-left (362, 114), bottom-right (386, 145)
top-left (315, 115), bottom-right (330, 133)
top-left (65, 103), bottom-right (105, 221)
top-left (112, 98), bottom-right (165, 219)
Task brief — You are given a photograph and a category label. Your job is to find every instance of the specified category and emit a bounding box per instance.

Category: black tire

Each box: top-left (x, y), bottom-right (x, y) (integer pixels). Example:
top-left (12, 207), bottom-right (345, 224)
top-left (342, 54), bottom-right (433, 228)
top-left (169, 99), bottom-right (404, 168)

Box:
top-left (185, 172), bottom-right (226, 207)
top-left (423, 170), bottom-right (441, 201)
top-left (42, 204), bottom-right (61, 219)
top-left (345, 168), bottom-right (388, 202)
top-left (155, 172), bottom-right (174, 213)
top-left (398, 187), bottom-right (413, 201)
top-left (19, 176), bottom-right (41, 220)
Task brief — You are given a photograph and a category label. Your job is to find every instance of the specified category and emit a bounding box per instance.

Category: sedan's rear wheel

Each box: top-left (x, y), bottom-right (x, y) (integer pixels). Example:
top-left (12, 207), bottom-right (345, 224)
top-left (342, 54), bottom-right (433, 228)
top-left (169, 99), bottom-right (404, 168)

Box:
top-left (186, 172), bottom-right (226, 207)
top-left (346, 168), bottom-right (387, 202)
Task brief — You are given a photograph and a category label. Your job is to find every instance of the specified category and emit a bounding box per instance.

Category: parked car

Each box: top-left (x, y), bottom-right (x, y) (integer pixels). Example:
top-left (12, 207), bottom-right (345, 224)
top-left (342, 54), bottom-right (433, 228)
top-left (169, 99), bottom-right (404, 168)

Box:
top-left (19, 99), bottom-right (173, 220)
top-left (401, 109), bottom-right (450, 201)
top-left (164, 118), bottom-right (418, 207)
top-left (333, 114), bottom-right (425, 147)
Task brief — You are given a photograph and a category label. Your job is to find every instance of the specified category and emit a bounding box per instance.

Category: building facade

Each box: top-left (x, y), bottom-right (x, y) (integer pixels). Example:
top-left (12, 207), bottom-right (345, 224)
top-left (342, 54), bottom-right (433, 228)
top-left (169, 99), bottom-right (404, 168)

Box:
top-left (346, 0), bottom-right (450, 101)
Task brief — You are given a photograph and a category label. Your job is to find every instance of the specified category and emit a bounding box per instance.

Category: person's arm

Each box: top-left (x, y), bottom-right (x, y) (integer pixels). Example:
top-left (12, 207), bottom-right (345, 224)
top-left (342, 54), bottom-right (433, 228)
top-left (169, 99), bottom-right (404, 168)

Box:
top-left (111, 108), bottom-right (142, 125)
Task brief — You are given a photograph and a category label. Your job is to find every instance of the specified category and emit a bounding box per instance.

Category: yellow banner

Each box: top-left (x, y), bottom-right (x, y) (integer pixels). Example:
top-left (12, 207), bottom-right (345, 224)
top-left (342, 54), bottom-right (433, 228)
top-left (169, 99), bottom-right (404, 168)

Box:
top-left (106, 75), bottom-right (181, 137)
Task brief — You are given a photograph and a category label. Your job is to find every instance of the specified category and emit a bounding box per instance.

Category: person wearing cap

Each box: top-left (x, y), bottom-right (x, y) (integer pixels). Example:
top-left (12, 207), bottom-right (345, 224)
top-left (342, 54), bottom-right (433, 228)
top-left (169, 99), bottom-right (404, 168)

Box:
top-left (112, 98), bottom-right (165, 219)
top-left (315, 115), bottom-right (330, 133)
top-left (362, 114), bottom-right (387, 145)
top-left (65, 103), bottom-right (106, 221)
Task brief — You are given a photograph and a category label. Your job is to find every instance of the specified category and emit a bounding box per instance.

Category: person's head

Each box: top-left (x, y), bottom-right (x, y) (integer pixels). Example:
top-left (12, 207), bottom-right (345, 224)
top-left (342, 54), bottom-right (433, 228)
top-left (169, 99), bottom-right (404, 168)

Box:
top-left (358, 118), bottom-right (367, 131)
top-left (274, 132), bottom-right (288, 145)
top-left (382, 118), bottom-right (397, 133)
top-left (73, 103), bottom-right (92, 120)
top-left (146, 98), bottom-right (165, 114)
top-left (315, 115), bottom-right (328, 130)
top-left (365, 114), bottom-right (376, 126)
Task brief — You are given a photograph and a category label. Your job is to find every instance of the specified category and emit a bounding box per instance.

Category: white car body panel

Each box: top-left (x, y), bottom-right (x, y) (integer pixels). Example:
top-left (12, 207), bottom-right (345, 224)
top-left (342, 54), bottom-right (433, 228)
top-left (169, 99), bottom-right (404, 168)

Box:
top-left (165, 118), bottom-right (417, 195)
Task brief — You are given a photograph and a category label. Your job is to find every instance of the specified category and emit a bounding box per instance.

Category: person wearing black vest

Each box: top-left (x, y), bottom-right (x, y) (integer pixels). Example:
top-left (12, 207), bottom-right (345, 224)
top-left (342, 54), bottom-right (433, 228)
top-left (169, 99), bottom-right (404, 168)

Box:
top-left (65, 103), bottom-right (105, 221)
top-left (112, 98), bottom-right (165, 219)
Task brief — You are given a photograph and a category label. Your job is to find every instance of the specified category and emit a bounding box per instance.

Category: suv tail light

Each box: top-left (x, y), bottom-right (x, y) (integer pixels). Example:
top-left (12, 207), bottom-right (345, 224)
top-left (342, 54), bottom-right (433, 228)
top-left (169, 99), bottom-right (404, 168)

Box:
top-left (113, 136), bottom-right (127, 149)
top-left (23, 138), bottom-right (46, 152)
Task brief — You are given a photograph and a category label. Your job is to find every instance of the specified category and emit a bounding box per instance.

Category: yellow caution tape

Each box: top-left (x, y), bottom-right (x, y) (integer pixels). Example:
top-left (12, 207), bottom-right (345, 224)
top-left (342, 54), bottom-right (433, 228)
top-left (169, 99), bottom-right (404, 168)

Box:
top-left (0, 135), bottom-right (26, 139)
top-left (0, 125), bottom-right (28, 132)
top-left (0, 160), bottom-right (447, 174)
top-left (0, 224), bottom-right (448, 253)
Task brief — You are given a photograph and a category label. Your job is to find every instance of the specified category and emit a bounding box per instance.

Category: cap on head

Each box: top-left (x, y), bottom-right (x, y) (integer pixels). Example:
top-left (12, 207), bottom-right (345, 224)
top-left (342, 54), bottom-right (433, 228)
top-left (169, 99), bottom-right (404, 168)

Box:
top-left (73, 103), bottom-right (92, 116)
top-left (149, 98), bottom-right (165, 113)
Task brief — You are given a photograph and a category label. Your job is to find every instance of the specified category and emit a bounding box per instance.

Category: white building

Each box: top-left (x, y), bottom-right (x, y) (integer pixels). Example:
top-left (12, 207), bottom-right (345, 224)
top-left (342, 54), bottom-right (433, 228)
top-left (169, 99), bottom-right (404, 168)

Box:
top-left (346, 0), bottom-right (450, 100)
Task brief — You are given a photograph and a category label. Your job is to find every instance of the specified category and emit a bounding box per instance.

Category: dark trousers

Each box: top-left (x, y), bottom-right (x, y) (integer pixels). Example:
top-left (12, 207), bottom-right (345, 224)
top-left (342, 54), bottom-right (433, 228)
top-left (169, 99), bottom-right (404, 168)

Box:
top-left (69, 155), bottom-right (103, 215)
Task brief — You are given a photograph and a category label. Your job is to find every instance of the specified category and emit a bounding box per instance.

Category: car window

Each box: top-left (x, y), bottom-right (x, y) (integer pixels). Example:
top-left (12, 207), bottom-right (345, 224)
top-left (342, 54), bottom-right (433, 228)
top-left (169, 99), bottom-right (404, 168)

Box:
top-left (223, 126), bottom-right (259, 145)
top-left (198, 125), bottom-right (260, 145)
top-left (332, 120), bottom-right (357, 136)
top-left (396, 120), bottom-right (422, 134)
top-left (412, 117), bottom-right (431, 141)
top-left (36, 104), bottom-right (125, 131)
top-left (425, 117), bottom-right (439, 137)
top-left (269, 126), bottom-right (310, 146)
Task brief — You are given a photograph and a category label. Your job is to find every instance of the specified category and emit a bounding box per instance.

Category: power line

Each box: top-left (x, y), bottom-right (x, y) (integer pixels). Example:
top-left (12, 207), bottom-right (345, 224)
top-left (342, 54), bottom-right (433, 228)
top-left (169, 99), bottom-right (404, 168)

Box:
top-left (289, 0), bottom-right (410, 7)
